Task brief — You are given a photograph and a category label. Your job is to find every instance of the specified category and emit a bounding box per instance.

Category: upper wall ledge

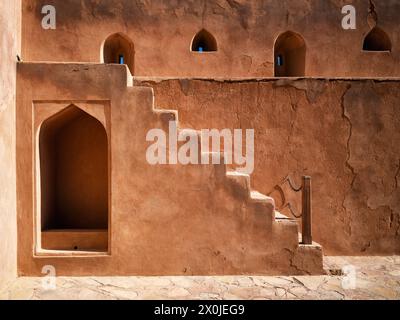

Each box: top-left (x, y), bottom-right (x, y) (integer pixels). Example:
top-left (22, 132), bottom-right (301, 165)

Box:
top-left (16, 62), bottom-right (400, 83)
top-left (133, 76), bottom-right (400, 83)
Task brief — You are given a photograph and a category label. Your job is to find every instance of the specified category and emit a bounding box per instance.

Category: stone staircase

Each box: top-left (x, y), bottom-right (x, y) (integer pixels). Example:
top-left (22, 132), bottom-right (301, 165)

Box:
top-left (150, 89), bottom-right (324, 275)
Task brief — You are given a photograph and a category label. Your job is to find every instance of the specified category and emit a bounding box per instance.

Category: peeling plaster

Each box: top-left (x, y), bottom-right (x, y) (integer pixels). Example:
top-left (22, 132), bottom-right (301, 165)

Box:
top-left (140, 78), bottom-right (400, 255)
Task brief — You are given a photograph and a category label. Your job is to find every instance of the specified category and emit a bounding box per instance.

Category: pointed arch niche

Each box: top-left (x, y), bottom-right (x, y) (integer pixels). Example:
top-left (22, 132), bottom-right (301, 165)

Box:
top-left (102, 32), bottom-right (135, 74)
top-left (274, 31), bottom-right (306, 77)
top-left (36, 103), bottom-right (109, 253)
top-left (363, 27), bottom-right (392, 52)
top-left (191, 29), bottom-right (218, 52)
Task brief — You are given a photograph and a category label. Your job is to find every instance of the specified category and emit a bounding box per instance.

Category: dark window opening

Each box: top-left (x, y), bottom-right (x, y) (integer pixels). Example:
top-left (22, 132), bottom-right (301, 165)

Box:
top-left (363, 27), bottom-right (392, 52)
top-left (274, 31), bottom-right (306, 77)
top-left (103, 33), bottom-right (135, 74)
top-left (191, 29), bottom-right (217, 52)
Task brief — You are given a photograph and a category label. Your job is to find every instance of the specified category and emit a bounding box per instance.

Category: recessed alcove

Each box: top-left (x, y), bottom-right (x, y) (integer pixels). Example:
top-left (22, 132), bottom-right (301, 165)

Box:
top-left (274, 31), bottom-right (306, 77)
top-left (102, 32), bottom-right (135, 74)
top-left (363, 27), bottom-right (392, 52)
top-left (38, 105), bottom-right (109, 252)
top-left (191, 29), bottom-right (218, 52)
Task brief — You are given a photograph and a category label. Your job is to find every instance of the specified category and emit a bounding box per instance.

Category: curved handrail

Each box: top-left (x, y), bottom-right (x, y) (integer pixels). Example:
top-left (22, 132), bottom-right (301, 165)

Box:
top-left (268, 175), bottom-right (312, 244)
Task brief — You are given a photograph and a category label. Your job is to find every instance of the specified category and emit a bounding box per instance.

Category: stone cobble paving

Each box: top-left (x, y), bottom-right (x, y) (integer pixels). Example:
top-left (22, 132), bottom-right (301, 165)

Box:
top-left (1, 256), bottom-right (399, 300)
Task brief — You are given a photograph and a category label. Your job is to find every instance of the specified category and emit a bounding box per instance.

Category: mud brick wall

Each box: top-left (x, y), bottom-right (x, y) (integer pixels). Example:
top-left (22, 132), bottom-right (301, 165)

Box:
top-left (140, 78), bottom-right (400, 255)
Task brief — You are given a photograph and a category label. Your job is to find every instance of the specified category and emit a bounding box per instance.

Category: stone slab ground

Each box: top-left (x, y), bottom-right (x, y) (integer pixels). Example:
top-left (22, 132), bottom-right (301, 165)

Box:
top-left (1, 257), bottom-right (399, 300)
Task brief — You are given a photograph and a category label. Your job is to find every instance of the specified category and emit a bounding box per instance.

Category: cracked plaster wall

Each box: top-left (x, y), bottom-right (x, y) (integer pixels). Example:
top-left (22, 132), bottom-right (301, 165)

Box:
top-left (140, 78), bottom-right (400, 255)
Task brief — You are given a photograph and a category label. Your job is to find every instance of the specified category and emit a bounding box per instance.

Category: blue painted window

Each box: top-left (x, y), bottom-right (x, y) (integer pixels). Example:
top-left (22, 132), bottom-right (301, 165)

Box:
top-left (191, 30), bottom-right (217, 52)
top-left (119, 55), bottom-right (125, 64)
top-left (277, 55), bottom-right (283, 66)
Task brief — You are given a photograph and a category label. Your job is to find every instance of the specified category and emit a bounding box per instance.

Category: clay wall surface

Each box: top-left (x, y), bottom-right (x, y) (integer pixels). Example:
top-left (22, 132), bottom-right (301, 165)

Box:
top-left (0, 1), bottom-right (20, 286)
top-left (17, 63), bottom-right (322, 276)
top-left (21, 0), bottom-right (400, 78)
top-left (139, 77), bottom-right (400, 255)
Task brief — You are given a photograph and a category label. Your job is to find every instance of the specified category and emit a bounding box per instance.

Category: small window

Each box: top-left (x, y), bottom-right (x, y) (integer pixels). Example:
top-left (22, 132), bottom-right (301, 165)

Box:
top-left (274, 31), bottom-right (306, 77)
top-left (191, 29), bottom-right (217, 52)
top-left (363, 27), bottom-right (392, 52)
top-left (102, 33), bottom-right (135, 74)
top-left (277, 55), bottom-right (283, 66)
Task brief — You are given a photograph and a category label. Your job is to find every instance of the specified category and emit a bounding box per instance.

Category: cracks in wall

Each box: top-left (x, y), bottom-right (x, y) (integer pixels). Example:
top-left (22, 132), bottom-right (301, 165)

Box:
top-left (339, 81), bottom-right (400, 248)
top-left (368, 0), bottom-right (376, 14)
top-left (396, 209), bottom-right (400, 236)
top-left (365, 201), bottom-right (399, 240)
top-left (389, 211), bottom-right (395, 230)
top-left (341, 84), bottom-right (355, 185)
top-left (235, 99), bottom-right (242, 129)
top-left (284, 248), bottom-right (307, 275)
top-left (286, 89), bottom-right (300, 167)
top-left (272, 79), bottom-right (328, 105)
top-left (361, 241), bottom-right (371, 253)
top-left (288, 90), bottom-right (298, 112)
top-left (367, 0), bottom-right (378, 28)
top-left (340, 84), bottom-right (355, 237)
top-left (226, 0), bottom-right (251, 30)
top-left (395, 159), bottom-right (400, 189)
top-left (136, 78), bottom-right (400, 255)
top-left (137, 78), bottom-right (400, 88)
top-left (387, 195), bottom-right (400, 237)
top-left (253, 81), bottom-right (261, 128)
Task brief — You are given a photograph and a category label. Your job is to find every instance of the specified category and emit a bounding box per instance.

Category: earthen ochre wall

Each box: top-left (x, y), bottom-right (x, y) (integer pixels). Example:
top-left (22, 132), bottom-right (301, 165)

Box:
top-left (21, 0), bottom-right (400, 78)
top-left (0, 1), bottom-right (20, 285)
top-left (17, 63), bottom-right (323, 276)
top-left (139, 78), bottom-right (400, 255)
top-left (11, 1), bottom-right (400, 277)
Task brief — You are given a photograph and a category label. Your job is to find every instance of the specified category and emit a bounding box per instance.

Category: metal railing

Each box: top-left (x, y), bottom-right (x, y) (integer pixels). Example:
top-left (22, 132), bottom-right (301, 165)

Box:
top-left (268, 175), bottom-right (312, 245)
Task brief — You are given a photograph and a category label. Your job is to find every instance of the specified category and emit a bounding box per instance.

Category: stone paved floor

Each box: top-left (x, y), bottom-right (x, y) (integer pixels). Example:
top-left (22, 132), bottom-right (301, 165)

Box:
top-left (1, 256), bottom-right (399, 300)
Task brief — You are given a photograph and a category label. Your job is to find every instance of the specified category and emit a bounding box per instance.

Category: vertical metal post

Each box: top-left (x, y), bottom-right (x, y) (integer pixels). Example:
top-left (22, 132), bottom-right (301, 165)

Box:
top-left (301, 176), bottom-right (312, 245)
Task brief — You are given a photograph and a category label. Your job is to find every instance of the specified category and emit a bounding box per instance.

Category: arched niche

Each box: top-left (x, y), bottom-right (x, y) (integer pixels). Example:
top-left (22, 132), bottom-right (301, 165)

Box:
top-left (363, 27), bottom-right (392, 52)
top-left (102, 32), bottom-right (135, 74)
top-left (274, 31), bottom-right (306, 77)
top-left (191, 29), bottom-right (218, 52)
top-left (39, 105), bottom-right (109, 233)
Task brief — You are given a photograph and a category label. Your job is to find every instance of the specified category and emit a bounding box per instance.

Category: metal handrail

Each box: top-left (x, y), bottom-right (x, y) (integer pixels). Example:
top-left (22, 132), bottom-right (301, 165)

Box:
top-left (268, 175), bottom-right (312, 245)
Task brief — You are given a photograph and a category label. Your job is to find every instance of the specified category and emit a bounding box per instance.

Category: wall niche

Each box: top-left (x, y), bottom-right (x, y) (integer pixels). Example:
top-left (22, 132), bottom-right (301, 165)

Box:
top-left (38, 104), bottom-right (109, 253)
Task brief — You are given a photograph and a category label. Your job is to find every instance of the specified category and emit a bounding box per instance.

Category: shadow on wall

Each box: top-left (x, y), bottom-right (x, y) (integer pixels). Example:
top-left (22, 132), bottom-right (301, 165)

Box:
top-left (363, 27), bottom-right (392, 52)
top-left (39, 105), bottom-right (109, 234)
top-left (274, 31), bottom-right (306, 77)
top-left (102, 32), bottom-right (135, 75)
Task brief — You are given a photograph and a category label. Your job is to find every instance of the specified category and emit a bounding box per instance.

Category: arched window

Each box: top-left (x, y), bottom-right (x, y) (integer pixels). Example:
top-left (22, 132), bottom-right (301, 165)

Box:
top-left (363, 27), bottom-right (392, 52)
top-left (274, 31), bottom-right (306, 77)
top-left (102, 33), bottom-right (135, 74)
top-left (191, 29), bottom-right (218, 52)
top-left (39, 105), bottom-right (108, 250)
